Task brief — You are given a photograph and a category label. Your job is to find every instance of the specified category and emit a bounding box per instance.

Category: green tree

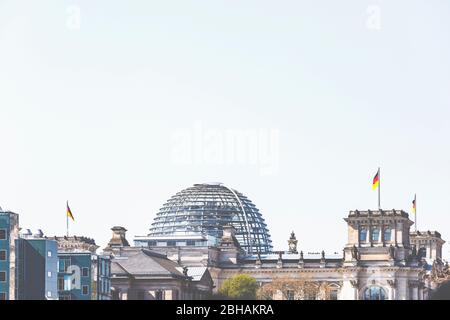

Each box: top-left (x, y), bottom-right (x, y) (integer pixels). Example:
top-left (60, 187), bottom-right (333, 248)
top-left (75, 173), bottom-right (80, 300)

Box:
top-left (218, 274), bottom-right (258, 299)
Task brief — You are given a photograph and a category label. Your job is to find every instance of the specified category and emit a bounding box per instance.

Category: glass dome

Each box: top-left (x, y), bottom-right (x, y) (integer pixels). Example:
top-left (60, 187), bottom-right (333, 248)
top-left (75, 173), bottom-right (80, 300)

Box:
top-left (148, 183), bottom-right (273, 254)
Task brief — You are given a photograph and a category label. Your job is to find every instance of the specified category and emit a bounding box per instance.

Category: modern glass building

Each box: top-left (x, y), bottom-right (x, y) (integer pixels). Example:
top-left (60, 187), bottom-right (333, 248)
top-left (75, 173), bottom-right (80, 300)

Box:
top-left (58, 252), bottom-right (111, 300)
top-left (15, 236), bottom-right (59, 300)
top-left (94, 254), bottom-right (111, 300)
top-left (58, 252), bottom-right (92, 300)
top-left (0, 209), bottom-right (19, 300)
top-left (143, 183), bottom-right (273, 254)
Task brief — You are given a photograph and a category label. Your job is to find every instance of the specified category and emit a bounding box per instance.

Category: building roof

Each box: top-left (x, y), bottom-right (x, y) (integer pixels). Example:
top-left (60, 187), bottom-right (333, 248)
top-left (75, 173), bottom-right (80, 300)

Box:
top-left (347, 209), bottom-right (410, 218)
top-left (411, 230), bottom-right (443, 239)
top-left (111, 249), bottom-right (188, 279)
top-left (51, 235), bottom-right (99, 253)
top-left (182, 266), bottom-right (208, 281)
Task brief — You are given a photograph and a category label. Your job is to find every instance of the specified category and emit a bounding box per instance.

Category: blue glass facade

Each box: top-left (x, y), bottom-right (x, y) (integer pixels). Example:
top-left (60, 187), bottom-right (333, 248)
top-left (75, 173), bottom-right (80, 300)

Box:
top-left (15, 238), bottom-right (58, 300)
top-left (0, 213), bottom-right (10, 300)
top-left (0, 210), bottom-right (19, 300)
top-left (96, 255), bottom-right (111, 300)
top-left (1, 209), bottom-right (111, 300)
top-left (58, 252), bottom-right (92, 300)
top-left (58, 252), bottom-right (111, 300)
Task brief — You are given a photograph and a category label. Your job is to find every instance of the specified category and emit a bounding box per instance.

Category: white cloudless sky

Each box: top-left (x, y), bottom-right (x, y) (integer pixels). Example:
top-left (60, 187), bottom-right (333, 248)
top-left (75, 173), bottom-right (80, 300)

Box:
top-left (1, 0), bottom-right (450, 258)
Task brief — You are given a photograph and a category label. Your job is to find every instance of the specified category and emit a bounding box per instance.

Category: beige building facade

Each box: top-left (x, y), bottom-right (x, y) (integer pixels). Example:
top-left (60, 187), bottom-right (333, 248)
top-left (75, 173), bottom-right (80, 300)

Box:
top-left (105, 209), bottom-right (448, 300)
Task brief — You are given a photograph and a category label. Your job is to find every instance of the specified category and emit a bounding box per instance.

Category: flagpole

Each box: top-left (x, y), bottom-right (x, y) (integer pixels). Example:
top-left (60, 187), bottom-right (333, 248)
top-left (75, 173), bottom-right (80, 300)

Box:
top-left (66, 201), bottom-right (69, 237)
top-left (415, 194), bottom-right (417, 232)
top-left (378, 167), bottom-right (381, 210)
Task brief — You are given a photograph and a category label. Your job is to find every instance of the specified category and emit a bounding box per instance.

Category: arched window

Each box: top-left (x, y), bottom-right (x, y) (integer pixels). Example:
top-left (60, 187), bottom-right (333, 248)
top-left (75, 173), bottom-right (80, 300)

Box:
top-left (360, 228), bottom-right (367, 242)
top-left (371, 228), bottom-right (380, 242)
top-left (383, 228), bottom-right (391, 242)
top-left (364, 286), bottom-right (387, 300)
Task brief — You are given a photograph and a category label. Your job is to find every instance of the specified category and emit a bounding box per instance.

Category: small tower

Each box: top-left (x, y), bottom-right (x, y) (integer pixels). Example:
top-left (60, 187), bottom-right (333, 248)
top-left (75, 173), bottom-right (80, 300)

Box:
top-left (343, 209), bottom-right (414, 266)
top-left (104, 226), bottom-right (130, 255)
top-left (410, 230), bottom-right (445, 262)
top-left (288, 231), bottom-right (298, 254)
top-left (218, 225), bottom-right (245, 265)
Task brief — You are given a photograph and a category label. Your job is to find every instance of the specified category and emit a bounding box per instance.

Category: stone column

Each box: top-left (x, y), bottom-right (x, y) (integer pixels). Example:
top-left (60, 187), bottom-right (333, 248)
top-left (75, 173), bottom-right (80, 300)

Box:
top-left (408, 281), bottom-right (419, 300)
top-left (277, 251), bottom-right (283, 269)
top-left (298, 251), bottom-right (304, 269)
top-left (350, 280), bottom-right (359, 300)
top-left (394, 220), bottom-right (398, 247)
top-left (387, 280), bottom-right (396, 300)
top-left (418, 285), bottom-right (424, 300)
top-left (429, 240), bottom-right (432, 259)
top-left (397, 221), bottom-right (404, 247)
top-left (357, 222), bottom-right (361, 247)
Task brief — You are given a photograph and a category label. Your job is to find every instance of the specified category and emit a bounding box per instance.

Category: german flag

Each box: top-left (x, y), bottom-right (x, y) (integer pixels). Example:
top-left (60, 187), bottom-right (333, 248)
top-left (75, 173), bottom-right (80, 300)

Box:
top-left (412, 195), bottom-right (416, 214)
top-left (67, 201), bottom-right (75, 221)
top-left (372, 169), bottom-right (380, 190)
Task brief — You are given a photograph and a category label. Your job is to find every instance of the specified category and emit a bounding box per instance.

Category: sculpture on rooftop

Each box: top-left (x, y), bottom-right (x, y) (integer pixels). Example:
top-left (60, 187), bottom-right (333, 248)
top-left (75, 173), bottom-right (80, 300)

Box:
top-left (288, 231), bottom-right (298, 254)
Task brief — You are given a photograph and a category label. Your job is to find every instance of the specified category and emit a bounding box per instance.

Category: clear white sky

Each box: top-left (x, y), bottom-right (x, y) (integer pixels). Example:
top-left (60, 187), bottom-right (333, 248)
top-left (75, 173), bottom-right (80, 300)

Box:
top-left (1, 1), bottom-right (449, 258)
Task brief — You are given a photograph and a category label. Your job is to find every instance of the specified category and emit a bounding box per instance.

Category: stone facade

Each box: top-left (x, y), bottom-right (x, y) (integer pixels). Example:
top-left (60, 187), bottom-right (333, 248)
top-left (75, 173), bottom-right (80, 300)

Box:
top-left (51, 236), bottom-right (99, 253)
top-left (410, 230), bottom-right (445, 261)
top-left (114, 208), bottom-right (447, 300)
top-left (105, 228), bottom-right (213, 300)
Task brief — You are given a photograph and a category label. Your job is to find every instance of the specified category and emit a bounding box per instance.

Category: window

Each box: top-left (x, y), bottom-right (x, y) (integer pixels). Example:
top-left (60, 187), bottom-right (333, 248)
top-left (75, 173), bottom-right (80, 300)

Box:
top-left (58, 277), bottom-right (65, 291)
top-left (47, 251), bottom-right (52, 257)
top-left (82, 285), bottom-right (89, 295)
top-left (167, 241), bottom-right (176, 246)
top-left (0, 271), bottom-right (6, 282)
top-left (0, 250), bottom-right (6, 261)
top-left (304, 292), bottom-right (316, 300)
top-left (148, 241), bottom-right (157, 246)
top-left (330, 290), bottom-right (338, 300)
top-left (82, 267), bottom-right (89, 277)
top-left (0, 229), bottom-right (6, 240)
top-left (47, 271), bottom-right (52, 278)
top-left (286, 290), bottom-right (295, 300)
top-left (372, 228), bottom-right (380, 242)
top-left (186, 240), bottom-right (195, 246)
top-left (0, 292), bottom-right (6, 300)
top-left (59, 258), bottom-right (71, 272)
top-left (384, 228), bottom-right (391, 242)
top-left (364, 286), bottom-right (386, 300)
top-left (359, 228), bottom-right (367, 242)
top-left (155, 290), bottom-right (164, 300)
top-left (418, 247), bottom-right (427, 258)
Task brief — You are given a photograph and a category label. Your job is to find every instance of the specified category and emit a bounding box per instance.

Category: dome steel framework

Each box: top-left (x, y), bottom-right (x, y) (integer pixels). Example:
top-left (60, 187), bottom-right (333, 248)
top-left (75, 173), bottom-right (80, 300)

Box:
top-left (148, 183), bottom-right (273, 254)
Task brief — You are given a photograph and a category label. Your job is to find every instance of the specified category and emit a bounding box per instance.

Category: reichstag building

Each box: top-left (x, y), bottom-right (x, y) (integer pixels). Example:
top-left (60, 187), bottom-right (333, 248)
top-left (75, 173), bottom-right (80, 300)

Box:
top-left (105, 183), bottom-right (449, 300)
